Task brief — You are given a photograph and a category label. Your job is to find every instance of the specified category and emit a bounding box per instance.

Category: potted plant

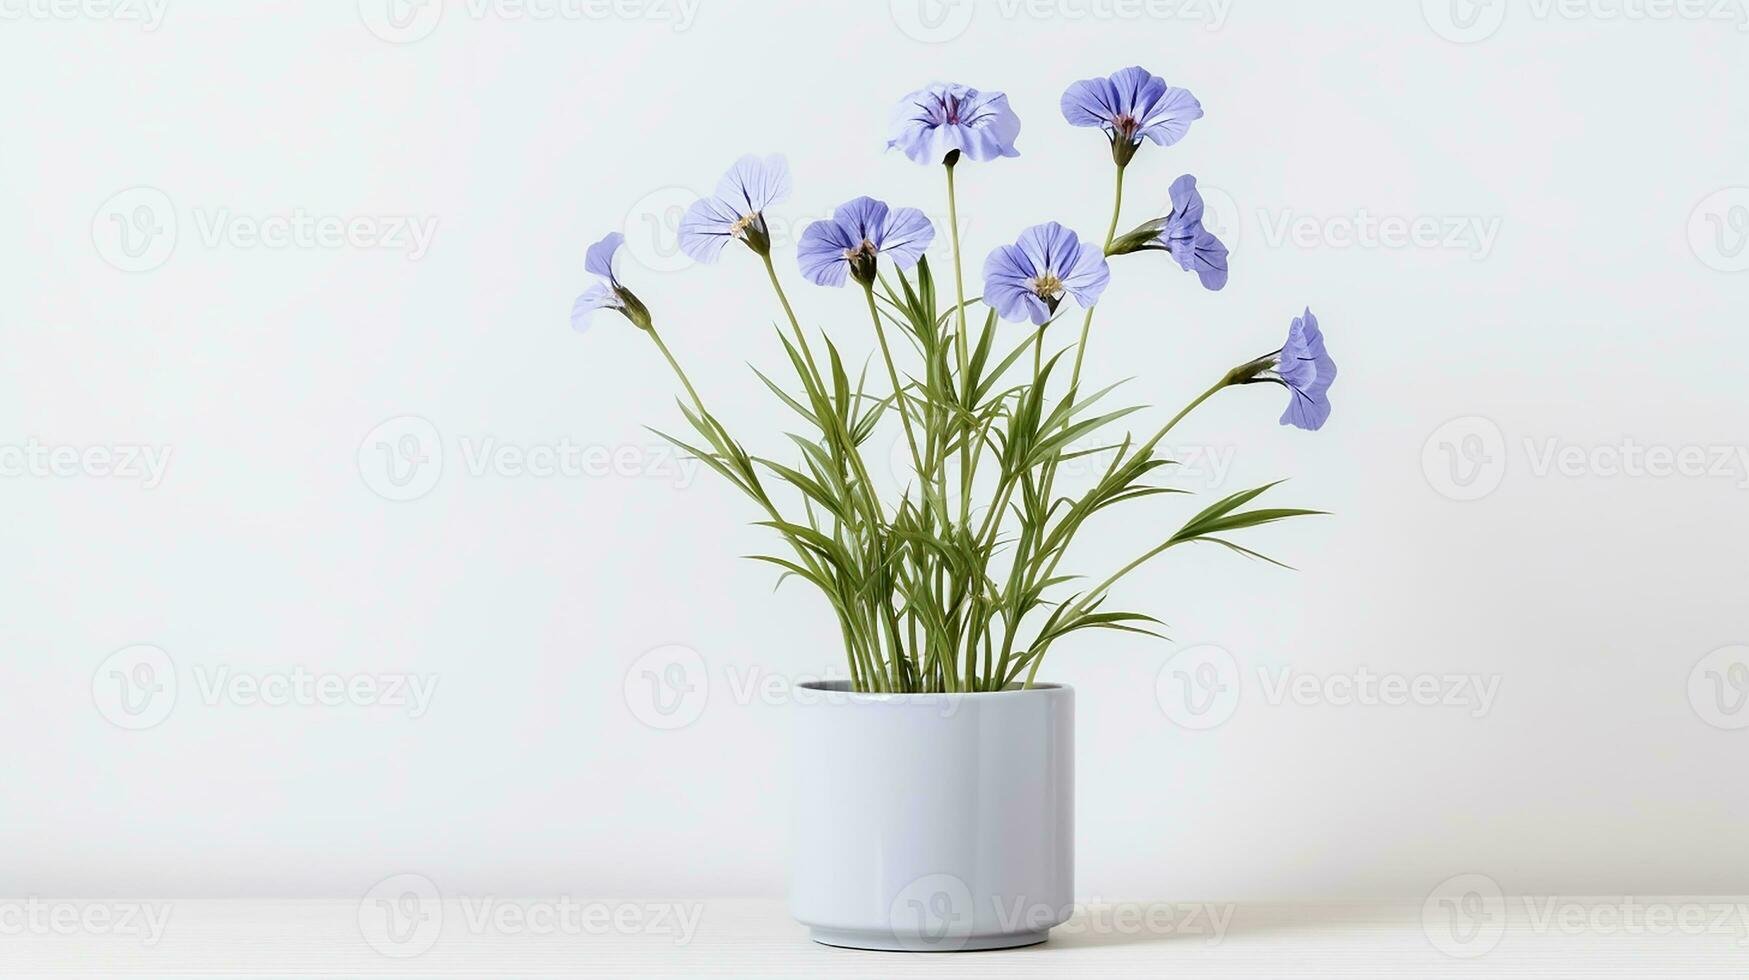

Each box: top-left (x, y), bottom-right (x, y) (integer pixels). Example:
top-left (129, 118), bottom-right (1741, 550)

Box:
top-left (572, 67), bottom-right (1337, 951)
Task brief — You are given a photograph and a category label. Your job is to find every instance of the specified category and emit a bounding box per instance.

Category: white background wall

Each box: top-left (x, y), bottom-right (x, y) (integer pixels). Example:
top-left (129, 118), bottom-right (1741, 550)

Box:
top-left (2, 0), bottom-right (1746, 902)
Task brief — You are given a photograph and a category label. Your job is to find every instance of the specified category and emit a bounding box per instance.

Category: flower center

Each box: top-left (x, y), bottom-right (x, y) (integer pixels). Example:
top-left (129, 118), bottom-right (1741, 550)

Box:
top-left (1112, 113), bottom-right (1140, 140)
top-left (730, 213), bottom-right (757, 238)
top-left (1030, 273), bottom-right (1064, 299)
top-left (942, 94), bottom-right (962, 125)
top-left (843, 239), bottom-right (877, 261)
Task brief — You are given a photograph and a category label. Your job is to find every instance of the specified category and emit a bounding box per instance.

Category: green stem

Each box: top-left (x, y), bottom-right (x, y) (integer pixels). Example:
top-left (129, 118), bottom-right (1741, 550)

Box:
top-left (864, 285), bottom-right (926, 489)
top-left (648, 329), bottom-right (705, 416)
top-left (1068, 162), bottom-right (1126, 392)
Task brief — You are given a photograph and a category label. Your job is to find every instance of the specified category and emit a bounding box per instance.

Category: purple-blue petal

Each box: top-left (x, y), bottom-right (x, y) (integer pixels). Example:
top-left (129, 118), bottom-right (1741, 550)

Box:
top-left (1191, 230), bottom-right (1229, 290)
top-left (715, 153), bottom-right (792, 216)
top-left (981, 243), bottom-right (1042, 323)
top-left (676, 196), bottom-right (743, 264)
top-left (797, 218), bottom-right (854, 287)
top-left (1061, 240), bottom-right (1111, 307)
top-left (1137, 84), bottom-right (1203, 146)
top-left (584, 231), bottom-right (624, 281)
top-left (1167, 174), bottom-right (1205, 227)
top-left (879, 206), bottom-right (935, 270)
top-left (833, 196), bottom-right (891, 246)
top-left (570, 281), bottom-right (620, 333)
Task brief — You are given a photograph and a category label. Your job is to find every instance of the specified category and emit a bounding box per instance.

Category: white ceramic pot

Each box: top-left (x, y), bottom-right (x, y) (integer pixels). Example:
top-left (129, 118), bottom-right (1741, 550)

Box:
top-left (789, 681), bottom-right (1074, 951)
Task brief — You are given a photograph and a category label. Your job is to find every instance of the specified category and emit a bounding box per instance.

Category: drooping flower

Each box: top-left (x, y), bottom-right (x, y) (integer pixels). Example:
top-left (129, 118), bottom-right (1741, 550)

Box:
top-left (677, 154), bottom-right (793, 263)
top-left (1060, 66), bottom-right (1202, 165)
top-left (981, 222), bottom-right (1111, 326)
top-left (796, 196), bottom-right (935, 288)
top-left (1108, 174), bottom-right (1229, 291)
top-left (571, 232), bottom-right (651, 332)
top-left (888, 82), bottom-right (1021, 165)
top-left (1234, 308), bottom-right (1336, 430)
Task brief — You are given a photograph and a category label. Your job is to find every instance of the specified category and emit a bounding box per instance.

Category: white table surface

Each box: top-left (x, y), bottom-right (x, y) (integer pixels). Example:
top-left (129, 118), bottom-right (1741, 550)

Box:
top-left (2, 897), bottom-right (1744, 977)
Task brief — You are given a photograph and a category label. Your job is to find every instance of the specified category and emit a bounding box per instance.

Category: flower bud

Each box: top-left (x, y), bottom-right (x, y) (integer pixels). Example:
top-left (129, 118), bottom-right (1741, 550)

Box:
top-left (1106, 220), bottom-right (1165, 257)
top-left (741, 216), bottom-right (772, 257)
top-left (615, 286), bottom-right (654, 332)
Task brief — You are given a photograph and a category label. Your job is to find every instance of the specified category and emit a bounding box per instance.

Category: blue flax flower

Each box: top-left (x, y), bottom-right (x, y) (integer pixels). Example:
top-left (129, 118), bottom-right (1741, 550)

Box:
top-left (797, 197), bottom-right (935, 288)
top-left (1250, 308), bottom-right (1337, 430)
top-left (1060, 66), bottom-right (1202, 165)
top-left (982, 222), bottom-right (1111, 326)
top-left (888, 82), bottom-right (1021, 165)
top-left (677, 154), bottom-right (793, 263)
top-left (1109, 174), bottom-right (1229, 291)
top-left (571, 232), bottom-right (651, 332)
